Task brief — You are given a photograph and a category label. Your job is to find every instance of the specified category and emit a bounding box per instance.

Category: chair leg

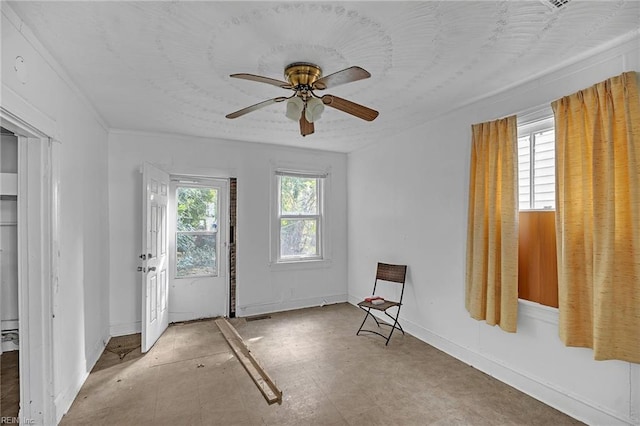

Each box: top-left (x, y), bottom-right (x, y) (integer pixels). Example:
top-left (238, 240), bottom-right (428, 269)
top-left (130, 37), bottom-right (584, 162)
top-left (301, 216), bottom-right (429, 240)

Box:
top-left (384, 311), bottom-right (404, 335)
top-left (384, 307), bottom-right (403, 346)
top-left (385, 317), bottom-right (397, 346)
top-left (357, 306), bottom-right (404, 345)
top-left (356, 308), bottom-right (372, 335)
top-left (371, 313), bottom-right (383, 328)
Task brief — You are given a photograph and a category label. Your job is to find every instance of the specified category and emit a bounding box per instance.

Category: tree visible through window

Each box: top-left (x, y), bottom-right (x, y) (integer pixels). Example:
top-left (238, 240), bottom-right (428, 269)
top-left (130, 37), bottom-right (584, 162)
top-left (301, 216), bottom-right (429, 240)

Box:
top-left (277, 172), bottom-right (324, 261)
top-left (176, 186), bottom-right (218, 277)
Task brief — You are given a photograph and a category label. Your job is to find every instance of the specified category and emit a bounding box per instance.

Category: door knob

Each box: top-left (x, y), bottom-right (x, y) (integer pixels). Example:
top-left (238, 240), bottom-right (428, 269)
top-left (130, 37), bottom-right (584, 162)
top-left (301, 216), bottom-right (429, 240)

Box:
top-left (147, 266), bottom-right (156, 272)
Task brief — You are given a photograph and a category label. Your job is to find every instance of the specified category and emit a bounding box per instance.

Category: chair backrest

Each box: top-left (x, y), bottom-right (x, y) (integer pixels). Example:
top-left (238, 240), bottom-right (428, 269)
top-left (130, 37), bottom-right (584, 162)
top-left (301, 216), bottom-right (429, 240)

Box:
top-left (376, 263), bottom-right (407, 284)
top-left (373, 263), bottom-right (407, 305)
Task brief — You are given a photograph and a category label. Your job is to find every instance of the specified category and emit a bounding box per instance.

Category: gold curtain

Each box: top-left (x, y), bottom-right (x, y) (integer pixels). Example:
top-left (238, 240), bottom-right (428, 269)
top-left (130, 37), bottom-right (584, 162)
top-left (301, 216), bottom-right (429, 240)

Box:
top-left (552, 71), bottom-right (640, 363)
top-left (466, 115), bottom-right (519, 332)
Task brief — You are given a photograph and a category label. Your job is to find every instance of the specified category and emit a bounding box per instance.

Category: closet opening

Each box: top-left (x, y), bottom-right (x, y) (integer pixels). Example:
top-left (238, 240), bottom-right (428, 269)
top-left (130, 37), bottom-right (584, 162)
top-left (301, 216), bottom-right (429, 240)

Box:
top-left (1, 127), bottom-right (20, 419)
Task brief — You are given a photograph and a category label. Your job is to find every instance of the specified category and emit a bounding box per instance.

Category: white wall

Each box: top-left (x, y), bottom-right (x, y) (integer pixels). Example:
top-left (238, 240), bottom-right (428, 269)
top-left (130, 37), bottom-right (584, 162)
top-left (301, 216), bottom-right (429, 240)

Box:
top-left (107, 131), bottom-right (348, 335)
top-left (1, 6), bottom-right (110, 423)
top-left (347, 34), bottom-right (640, 425)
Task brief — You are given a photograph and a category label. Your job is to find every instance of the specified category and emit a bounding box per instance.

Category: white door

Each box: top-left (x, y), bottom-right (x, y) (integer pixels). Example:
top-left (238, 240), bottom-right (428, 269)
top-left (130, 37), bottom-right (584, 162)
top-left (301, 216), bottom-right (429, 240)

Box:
top-left (169, 177), bottom-right (228, 322)
top-left (141, 163), bottom-right (169, 353)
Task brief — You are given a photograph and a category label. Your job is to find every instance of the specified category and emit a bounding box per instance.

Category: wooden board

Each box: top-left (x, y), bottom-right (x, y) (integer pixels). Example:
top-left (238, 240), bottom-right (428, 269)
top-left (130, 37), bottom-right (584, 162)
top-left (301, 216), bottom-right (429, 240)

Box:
top-left (518, 211), bottom-right (559, 308)
top-left (215, 318), bottom-right (282, 405)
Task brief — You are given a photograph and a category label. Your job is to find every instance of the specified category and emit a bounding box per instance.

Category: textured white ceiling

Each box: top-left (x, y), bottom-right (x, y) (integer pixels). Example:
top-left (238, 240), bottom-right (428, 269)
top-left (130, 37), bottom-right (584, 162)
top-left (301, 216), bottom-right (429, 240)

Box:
top-left (7, 1), bottom-right (640, 152)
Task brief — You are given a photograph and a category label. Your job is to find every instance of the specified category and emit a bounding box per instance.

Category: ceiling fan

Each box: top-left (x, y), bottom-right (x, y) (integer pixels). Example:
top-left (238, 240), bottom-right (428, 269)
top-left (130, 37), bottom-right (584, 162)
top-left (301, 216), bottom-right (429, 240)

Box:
top-left (225, 62), bottom-right (379, 137)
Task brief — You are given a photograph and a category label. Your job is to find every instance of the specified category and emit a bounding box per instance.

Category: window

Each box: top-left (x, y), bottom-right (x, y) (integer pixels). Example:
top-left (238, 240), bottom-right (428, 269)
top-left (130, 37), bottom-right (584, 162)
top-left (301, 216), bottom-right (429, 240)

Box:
top-left (517, 115), bottom-right (558, 308)
top-left (518, 117), bottom-right (555, 210)
top-left (276, 171), bottom-right (325, 262)
top-left (175, 186), bottom-right (218, 277)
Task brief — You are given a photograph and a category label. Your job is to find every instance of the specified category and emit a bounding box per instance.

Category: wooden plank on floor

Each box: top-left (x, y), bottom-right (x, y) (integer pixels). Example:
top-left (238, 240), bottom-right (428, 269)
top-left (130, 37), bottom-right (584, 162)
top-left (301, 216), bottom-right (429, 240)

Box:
top-left (214, 318), bottom-right (283, 405)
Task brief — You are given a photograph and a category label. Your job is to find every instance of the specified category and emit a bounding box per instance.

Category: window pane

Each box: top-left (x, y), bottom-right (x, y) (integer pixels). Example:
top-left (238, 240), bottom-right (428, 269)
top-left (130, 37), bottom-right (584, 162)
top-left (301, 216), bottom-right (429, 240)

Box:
top-left (518, 126), bottom-right (556, 210)
top-left (518, 135), bottom-right (531, 209)
top-left (533, 129), bottom-right (555, 209)
top-left (280, 218), bottom-right (318, 258)
top-left (176, 187), bottom-right (218, 231)
top-left (176, 233), bottom-right (217, 277)
top-left (280, 176), bottom-right (318, 215)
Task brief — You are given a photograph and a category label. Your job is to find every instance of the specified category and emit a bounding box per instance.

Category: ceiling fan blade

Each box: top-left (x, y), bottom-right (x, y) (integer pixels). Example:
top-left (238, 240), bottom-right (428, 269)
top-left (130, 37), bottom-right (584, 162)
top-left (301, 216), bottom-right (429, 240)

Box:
top-left (299, 112), bottom-right (314, 137)
top-left (225, 97), bottom-right (288, 119)
top-left (321, 95), bottom-right (379, 121)
top-left (230, 73), bottom-right (293, 89)
top-left (312, 66), bottom-right (371, 90)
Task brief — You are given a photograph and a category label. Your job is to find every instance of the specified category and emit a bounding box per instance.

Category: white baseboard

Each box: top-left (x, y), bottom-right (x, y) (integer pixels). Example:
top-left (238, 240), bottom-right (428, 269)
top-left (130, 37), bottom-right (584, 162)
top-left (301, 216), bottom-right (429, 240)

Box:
top-left (1, 321), bottom-right (20, 353)
top-left (55, 369), bottom-right (88, 424)
top-left (1, 340), bottom-right (19, 353)
top-left (347, 297), bottom-right (633, 426)
top-left (631, 364), bottom-right (640, 424)
top-left (87, 327), bottom-right (109, 367)
top-left (110, 321), bottom-right (141, 337)
top-left (238, 293), bottom-right (347, 318)
top-left (54, 327), bottom-right (108, 424)
top-left (1, 319), bottom-right (19, 329)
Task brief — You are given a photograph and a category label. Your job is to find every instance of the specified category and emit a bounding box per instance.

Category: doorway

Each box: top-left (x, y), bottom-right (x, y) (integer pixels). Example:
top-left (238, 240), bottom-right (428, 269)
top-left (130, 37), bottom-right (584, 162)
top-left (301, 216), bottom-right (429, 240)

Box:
top-left (168, 176), bottom-right (229, 322)
top-left (1, 128), bottom-right (20, 419)
top-left (0, 108), bottom-right (58, 425)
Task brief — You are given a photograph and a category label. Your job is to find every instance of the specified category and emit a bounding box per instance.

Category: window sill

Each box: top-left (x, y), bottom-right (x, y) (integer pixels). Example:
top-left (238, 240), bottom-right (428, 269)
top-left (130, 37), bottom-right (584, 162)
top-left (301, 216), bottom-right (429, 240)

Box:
top-left (518, 299), bottom-right (559, 325)
top-left (269, 258), bottom-right (332, 271)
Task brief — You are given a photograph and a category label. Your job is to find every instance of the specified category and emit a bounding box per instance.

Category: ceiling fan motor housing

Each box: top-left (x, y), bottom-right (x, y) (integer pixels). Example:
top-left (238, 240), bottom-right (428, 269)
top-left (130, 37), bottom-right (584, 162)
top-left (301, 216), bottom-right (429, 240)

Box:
top-left (284, 62), bottom-right (323, 87)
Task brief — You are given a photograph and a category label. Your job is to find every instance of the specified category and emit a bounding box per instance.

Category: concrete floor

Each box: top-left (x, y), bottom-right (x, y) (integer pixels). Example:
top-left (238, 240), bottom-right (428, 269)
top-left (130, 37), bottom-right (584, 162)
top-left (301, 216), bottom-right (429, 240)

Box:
top-left (60, 303), bottom-right (582, 425)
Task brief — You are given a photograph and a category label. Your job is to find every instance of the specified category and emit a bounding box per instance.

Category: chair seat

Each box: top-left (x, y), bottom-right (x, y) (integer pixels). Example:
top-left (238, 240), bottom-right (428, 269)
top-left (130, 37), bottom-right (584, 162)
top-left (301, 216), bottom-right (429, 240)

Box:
top-left (357, 300), bottom-right (400, 311)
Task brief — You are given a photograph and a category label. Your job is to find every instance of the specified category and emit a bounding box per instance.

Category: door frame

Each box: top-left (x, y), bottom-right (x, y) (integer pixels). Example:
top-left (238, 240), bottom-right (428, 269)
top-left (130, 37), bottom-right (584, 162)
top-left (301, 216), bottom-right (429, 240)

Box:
top-left (1, 106), bottom-right (59, 425)
top-left (168, 175), bottom-right (230, 321)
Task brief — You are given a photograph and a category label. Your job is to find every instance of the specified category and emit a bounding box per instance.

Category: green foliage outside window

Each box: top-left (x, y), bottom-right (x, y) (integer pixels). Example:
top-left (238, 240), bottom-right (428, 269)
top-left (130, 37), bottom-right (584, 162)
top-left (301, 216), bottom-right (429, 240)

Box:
top-left (176, 187), bottom-right (218, 277)
top-left (279, 176), bottom-right (320, 258)
top-left (177, 187), bottom-right (217, 231)
top-left (280, 176), bottom-right (317, 215)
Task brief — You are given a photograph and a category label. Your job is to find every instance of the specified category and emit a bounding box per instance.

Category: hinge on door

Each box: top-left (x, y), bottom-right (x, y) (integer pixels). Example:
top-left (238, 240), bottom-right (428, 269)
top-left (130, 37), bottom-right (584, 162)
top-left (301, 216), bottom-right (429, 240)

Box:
top-left (137, 266), bottom-right (146, 273)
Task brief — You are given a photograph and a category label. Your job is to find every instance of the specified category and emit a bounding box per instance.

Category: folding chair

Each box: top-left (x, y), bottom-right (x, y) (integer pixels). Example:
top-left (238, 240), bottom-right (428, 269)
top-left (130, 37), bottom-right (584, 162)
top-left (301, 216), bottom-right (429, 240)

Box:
top-left (356, 262), bottom-right (407, 345)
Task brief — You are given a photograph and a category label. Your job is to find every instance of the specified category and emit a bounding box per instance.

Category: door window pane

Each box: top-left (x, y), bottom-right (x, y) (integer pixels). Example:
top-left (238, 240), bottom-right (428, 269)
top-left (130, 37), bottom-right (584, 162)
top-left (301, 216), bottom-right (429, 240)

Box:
top-left (177, 187), bottom-right (218, 231)
top-left (176, 233), bottom-right (217, 277)
top-left (175, 186), bottom-right (218, 277)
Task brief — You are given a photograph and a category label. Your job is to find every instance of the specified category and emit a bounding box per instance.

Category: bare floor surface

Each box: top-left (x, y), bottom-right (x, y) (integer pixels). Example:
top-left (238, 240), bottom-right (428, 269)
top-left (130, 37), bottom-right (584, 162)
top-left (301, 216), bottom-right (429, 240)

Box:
top-left (1, 350), bottom-right (20, 419)
top-left (60, 303), bottom-right (583, 425)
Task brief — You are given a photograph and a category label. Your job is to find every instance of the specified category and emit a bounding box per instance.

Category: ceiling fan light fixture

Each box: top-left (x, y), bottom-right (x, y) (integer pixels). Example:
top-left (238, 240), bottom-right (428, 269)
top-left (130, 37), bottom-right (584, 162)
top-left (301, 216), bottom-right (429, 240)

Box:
top-left (285, 96), bottom-right (304, 121)
top-left (227, 63), bottom-right (378, 135)
top-left (305, 97), bottom-right (324, 123)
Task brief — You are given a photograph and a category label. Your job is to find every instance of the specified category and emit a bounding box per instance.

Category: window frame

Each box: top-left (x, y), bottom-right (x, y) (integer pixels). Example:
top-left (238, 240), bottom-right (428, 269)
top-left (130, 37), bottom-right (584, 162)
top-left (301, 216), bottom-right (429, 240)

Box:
top-left (273, 169), bottom-right (327, 264)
